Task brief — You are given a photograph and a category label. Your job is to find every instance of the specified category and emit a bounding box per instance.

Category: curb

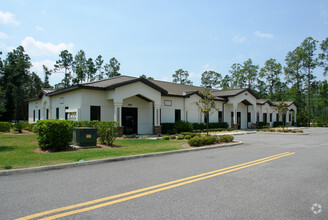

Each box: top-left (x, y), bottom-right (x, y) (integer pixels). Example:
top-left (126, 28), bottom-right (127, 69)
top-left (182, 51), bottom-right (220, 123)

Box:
top-left (257, 131), bottom-right (308, 135)
top-left (0, 141), bottom-right (243, 176)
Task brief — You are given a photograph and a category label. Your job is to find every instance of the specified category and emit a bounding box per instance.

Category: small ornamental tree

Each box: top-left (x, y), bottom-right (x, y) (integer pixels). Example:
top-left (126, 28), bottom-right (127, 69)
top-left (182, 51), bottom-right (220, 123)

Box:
top-left (276, 100), bottom-right (289, 130)
top-left (195, 88), bottom-right (219, 135)
top-left (96, 121), bottom-right (119, 146)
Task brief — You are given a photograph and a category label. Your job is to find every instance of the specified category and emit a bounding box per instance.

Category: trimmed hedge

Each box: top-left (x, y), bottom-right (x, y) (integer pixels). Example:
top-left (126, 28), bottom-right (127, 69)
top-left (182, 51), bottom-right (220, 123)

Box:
top-left (36, 120), bottom-right (73, 151)
top-left (218, 135), bottom-right (234, 142)
top-left (161, 123), bottom-right (175, 134)
top-left (256, 122), bottom-right (268, 129)
top-left (181, 132), bottom-right (200, 138)
top-left (0, 122), bottom-right (11, 132)
top-left (273, 121), bottom-right (284, 127)
top-left (161, 121), bottom-right (230, 134)
top-left (174, 121), bottom-right (193, 133)
top-left (188, 135), bottom-right (218, 147)
top-left (177, 134), bottom-right (184, 140)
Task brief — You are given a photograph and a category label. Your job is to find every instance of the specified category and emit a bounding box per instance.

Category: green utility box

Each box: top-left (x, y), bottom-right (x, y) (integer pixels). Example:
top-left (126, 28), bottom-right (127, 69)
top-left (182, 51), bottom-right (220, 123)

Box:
top-left (73, 127), bottom-right (97, 147)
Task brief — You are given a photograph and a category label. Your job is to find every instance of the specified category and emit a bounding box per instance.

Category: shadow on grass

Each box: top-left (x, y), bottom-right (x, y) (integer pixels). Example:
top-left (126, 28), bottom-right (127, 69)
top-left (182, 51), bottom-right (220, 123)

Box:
top-left (0, 146), bottom-right (15, 152)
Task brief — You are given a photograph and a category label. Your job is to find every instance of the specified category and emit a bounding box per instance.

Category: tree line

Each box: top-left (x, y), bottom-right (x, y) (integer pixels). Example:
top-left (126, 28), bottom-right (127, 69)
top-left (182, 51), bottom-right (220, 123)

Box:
top-left (0, 36), bottom-right (327, 125)
top-left (0, 47), bottom-right (121, 121)
top-left (171, 37), bottom-right (328, 126)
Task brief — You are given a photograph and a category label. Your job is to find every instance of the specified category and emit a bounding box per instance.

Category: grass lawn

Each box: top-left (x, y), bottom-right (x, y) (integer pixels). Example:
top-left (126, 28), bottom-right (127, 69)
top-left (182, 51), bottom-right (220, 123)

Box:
top-left (0, 133), bottom-right (187, 170)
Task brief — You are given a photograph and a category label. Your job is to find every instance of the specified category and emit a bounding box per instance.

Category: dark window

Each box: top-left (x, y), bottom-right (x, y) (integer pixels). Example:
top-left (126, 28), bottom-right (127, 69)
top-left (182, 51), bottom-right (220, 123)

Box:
top-left (160, 109), bottom-right (162, 124)
top-left (263, 113), bottom-right (267, 123)
top-left (247, 112), bottom-right (251, 123)
top-left (270, 113), bottom-right (272, 122)
top-left (175, 109), bottom-right (181, 122)
top-left (276, 114), bottom-right (279, 121)
top-left (218, 111), bottom-right (223, 123)
top-left (231, 111), bottom-right (234, 127)
top-left (38, 109), bottom-right (41, 120)
top-left (33, 110), bottom-right (36, 122)
top-left (289, 114), bottom-right (291, 121)
top-left (56, 108), bottom-right (59, 119)
top-left (90, 106), bottom-right (101, 121)
top-left (46, 109), bottom-right (49, 119)
top-left (257, 112), bottom-right (260, 122)
top-left (65, 106), bottom-right (69, 120)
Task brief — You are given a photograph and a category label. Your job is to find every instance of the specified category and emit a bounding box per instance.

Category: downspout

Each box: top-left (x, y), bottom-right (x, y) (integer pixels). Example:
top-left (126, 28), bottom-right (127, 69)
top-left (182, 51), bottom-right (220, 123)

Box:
top-left (222, 102), bottom-right (225, 123)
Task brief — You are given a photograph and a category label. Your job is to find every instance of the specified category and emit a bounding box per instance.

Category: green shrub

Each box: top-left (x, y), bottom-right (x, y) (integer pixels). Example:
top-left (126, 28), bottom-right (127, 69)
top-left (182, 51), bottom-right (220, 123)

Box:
top-left (177, 134), bottom-right (184, 140)
top-left (36, 120), bottom-right (73, 151)
top-left (13, 122), bottom-right (28, 133)
top-left (184, 135), bottom-right (191, 139)
top-left (70, 120), bottom-right (99, 128)
top-left (170, 135), bottom-right (176, 139)
top-left (188, 135), bottom-right (218, 146)
top-left (96, 121), bottom-right (119, 146)
top-left (161, 123), bottom-right (175, 134)
top-left (163, 136), bottom-right (170, 140)
top-left (188, 136), bottom-right (202, 146)
top-left (200, 136), bottom-right (217, 145)
top-left (298, 130), bottom-right (303, 133)
top-left (273, 121), bottom-right (284, 127)
top-left (174, 120), bottom-right (193, 133)
top-left (181, 132), bottom-right (199, 137)
top-left (0, 122), bottom-right (11, 132)
top-left (192, 123), bottom-right (206, 130)
top-left (25, 123), bottom-right (36, 132)
top-left (256, 122), bottom-right (267, 129)
top-left (218, 135), bottom-right (234, 143)
top-left (208, 122), bottom-right (229, 129)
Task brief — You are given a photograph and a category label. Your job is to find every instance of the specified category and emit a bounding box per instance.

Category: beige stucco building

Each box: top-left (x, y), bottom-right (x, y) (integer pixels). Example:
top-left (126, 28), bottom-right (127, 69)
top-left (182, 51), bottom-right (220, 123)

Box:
top-left (28, 76), bottom-right (297, 134)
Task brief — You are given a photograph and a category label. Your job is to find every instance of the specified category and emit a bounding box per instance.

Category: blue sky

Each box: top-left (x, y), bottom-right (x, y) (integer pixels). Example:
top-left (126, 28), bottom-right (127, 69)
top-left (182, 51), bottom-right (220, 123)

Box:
top-left (1, 0), bottom-right (328, 86)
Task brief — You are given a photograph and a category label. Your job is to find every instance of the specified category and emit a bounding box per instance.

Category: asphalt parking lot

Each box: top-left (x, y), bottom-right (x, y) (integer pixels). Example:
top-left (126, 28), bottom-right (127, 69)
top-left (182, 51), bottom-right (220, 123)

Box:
top-left (1, 128), bottom-right (327, 219)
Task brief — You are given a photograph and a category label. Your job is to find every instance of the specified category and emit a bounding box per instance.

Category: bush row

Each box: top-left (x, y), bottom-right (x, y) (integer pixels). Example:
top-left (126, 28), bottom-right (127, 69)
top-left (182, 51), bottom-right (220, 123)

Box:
top-left (161, 121), bottom-right (230, 134)
top-left (188, 135), bottom-right (234, 147)
top-left (35, 120), bottom-right (119, 151)
top-left (259, 128), bottom-right (303, 133)
top-left (0, 122), bottom-right (11, 132)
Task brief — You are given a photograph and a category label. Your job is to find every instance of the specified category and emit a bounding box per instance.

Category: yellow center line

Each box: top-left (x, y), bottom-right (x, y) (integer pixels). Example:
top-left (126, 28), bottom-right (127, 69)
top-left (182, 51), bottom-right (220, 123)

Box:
top-left (17, 152), bottom-right (294, 220)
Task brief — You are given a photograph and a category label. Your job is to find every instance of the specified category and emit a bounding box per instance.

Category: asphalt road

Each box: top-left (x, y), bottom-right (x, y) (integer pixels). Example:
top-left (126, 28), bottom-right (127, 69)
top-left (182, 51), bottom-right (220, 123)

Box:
top-left (1, 128), bottom-right (327, 219)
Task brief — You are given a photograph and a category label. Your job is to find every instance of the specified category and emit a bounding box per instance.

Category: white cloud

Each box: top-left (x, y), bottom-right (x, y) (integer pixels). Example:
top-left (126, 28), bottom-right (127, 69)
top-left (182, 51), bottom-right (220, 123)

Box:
top-left (0, 32), bottom-right (8, 39)
top-left (22, 36), bottom-right (74, 57)
top-left (254, 31), bottom-right (274, 39)
top-left (35, 26), bottom-right (45, 31)
top-left (233, 35), bottom-right (247, 43)
top-left (0, 10), bottom-right (19, 25)
top-left (31, 59), bottom-right (64, 85)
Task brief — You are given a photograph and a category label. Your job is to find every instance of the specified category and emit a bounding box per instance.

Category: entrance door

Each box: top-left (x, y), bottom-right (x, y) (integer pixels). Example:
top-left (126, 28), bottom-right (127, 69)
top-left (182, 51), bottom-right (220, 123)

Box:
top-left (237, 112), bottom-right (241, 129)
top-left (122, 108), bottom-right (138, 134)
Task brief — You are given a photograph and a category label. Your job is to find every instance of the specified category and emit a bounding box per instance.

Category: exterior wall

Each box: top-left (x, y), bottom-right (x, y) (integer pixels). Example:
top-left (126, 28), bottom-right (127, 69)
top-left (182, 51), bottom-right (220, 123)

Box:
top-left (79, 89), bottom-right (114, 121)
top-left (28, 95), bottom-right (51, 123)
top-left (28, 83), bottom-right (297, 131)
top-left (161, 96), bottom-right (186, 123)
top-left (160, 94), bottom-right (223, 124)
